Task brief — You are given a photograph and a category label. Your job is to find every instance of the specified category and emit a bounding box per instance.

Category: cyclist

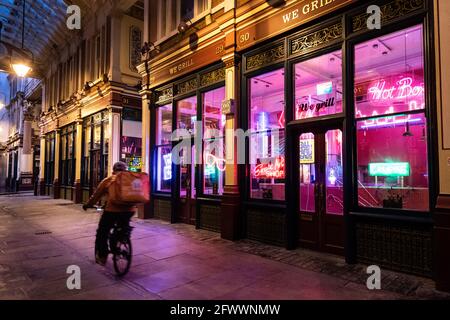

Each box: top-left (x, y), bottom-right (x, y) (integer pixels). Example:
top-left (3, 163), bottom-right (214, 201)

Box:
top-left (83, 161), bottom-right (135, 266)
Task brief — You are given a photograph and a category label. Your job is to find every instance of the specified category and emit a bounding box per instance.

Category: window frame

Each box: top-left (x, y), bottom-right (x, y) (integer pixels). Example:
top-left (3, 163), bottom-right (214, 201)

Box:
top-left (350, 22), bottom-right (433, 215)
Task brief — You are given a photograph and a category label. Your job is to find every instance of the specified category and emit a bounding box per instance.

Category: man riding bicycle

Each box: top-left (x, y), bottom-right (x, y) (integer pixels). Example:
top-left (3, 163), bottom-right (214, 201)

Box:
top-left (83, 161), bottom-right (136, 266)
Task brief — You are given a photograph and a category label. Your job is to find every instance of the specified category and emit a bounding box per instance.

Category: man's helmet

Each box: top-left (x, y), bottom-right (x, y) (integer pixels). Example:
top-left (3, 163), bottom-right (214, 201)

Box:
top-left (113, 161), bottom-right (128, 172)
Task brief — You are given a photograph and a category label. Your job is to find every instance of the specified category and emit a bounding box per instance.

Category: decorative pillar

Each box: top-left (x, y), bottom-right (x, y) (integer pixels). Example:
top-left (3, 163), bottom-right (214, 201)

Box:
top-left (108, 107), bottom-right (122, 176)
top-left (434, 0), bottom-right (450, 293)
top-left (39, 133), bottom-right (46, 196)
top-left (221, 53), bottom-right (241, 241)
top-left (138, 89), bottom-right (152, 219)
top-left (108, 10), bottom-right (123, 82)
top-left (73, 119), bottom-right (83, 203)
top-left (53, 129), bottom-right (61, 199)
top-left (18, 110), bottom-right (34, 191)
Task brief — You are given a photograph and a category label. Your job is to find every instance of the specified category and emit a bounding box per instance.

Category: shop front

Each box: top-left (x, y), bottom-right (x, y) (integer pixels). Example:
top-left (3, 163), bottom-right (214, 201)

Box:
top-left (150, 65), bottom-right (226, 231)
top-left (59, 124), bottom-right (77, 201)
top-left (81, 111), bottom-right (110, 203)
top-left (140, 0), bottom-right (438, 279)
top-left (237, 0), bottom-right (435, 276)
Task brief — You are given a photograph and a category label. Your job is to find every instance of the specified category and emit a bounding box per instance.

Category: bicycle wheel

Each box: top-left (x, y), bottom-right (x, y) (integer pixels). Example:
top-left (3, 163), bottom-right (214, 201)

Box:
top-left (112, 236), bottom-right (132, 277)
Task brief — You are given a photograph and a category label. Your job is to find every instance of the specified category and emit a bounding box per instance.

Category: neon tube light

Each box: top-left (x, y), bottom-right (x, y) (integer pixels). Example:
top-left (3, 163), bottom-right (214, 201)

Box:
top-left (204, 153), bottom-right (226, 172)
top-left (368, 77), bottom-right (424, 102)
top-left (254, 157), bottom-right (285, 179)
top-left (368, 162), bottom-right (410, 177)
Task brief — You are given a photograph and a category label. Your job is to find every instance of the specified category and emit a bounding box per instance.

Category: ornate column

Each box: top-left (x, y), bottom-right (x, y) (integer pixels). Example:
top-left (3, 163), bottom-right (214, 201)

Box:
top-left (221, 53), bottom-right (241, 240)
top-left (18, 105), bottom-right (34, 191)
top-left (107, 107), bottom-right (122, 176)
top-left (108, 10), bottom-right (123, 82)
top-left (39, 132), bottom-right (46, 196)
top-left (53, 128), bottom-right (61, 199)
top-left (138, 89), bottom-right (152, 219)
top-left (434, 0), bottom-right (450, 293)
top-left (73, 117), bottom-right (83, 203)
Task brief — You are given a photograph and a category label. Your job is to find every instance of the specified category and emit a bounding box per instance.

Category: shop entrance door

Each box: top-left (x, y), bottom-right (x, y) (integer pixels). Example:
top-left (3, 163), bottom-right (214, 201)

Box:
top-left (177, 144), bottom-right (196, 225)
top-left (297, 127), bottom-right (344, 255)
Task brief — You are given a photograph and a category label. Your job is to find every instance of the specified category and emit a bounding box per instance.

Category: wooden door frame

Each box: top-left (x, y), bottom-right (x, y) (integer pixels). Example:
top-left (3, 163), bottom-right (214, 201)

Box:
top-left (286, 117), bottom-right (345, 253)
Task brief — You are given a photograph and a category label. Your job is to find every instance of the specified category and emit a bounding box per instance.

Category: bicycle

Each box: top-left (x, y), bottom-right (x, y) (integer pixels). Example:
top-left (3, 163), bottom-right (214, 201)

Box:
top-left (108, 222), bottom-right (133, 277)
top-left (89, 205), bottom-right (134, 277)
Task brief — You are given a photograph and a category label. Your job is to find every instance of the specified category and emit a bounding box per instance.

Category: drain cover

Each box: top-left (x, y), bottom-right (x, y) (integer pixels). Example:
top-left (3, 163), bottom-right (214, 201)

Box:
top-left (35, 231), bottom-right (52, 235)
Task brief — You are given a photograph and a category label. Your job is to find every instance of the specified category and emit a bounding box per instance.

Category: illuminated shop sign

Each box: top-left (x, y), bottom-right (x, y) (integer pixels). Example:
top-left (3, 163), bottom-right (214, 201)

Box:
top-left (317, 81), bottom-right (333, 95)
top-left (254, 157), bottom-right (285, 179)
top-left (127, 157), bottom-right (142, 173)
top-left (368, 162), bottom-right (410, 177)
top-left (300, 139), bottom-right (315, 164)
top-left (163, 153), bottom-right (172, 180)
top-left (368, 77), bottom-right (424, 103)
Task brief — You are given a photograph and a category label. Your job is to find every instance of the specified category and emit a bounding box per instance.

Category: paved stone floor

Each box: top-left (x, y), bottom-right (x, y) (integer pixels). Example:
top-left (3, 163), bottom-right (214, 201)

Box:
top-left (0, 194), bottom-right (449, 300)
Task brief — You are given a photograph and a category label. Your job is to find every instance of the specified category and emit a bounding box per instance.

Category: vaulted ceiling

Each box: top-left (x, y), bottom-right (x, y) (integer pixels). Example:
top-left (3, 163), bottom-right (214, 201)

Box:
top-left (0, 0), bottom-right (143, 78)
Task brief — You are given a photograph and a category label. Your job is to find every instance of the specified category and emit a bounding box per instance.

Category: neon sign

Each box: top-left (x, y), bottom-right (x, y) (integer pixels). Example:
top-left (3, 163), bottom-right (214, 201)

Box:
top-left (204, 153), bottom-right (226, 173)
top-left (369, 162), bottom-right (410, 177)
top-left (254, 157), bottom-right (285, 179)
top-left (163, 153), bottom-right (172, 180)
top-left (368, 77), bottom-right (424, 102)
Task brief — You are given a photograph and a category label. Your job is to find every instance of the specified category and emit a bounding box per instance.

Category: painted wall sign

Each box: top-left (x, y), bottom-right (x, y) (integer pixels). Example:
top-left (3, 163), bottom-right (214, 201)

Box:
top-left (237, 0), bottom-right (355, 51)
top-left (149, 38), bottom-right (225, 88)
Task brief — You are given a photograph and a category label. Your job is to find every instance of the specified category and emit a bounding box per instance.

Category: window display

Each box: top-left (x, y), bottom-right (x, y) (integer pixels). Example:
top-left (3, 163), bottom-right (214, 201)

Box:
top-left (156, 104), bottom-right (173, 192)
top-left (249, 68), bottom-right (285, 200)
top-left (202, 86), bottom-right (225, 195)
top-left (295, 51), bottom-right (343, 119)
top-left (354, 25), bottom-right (429, 212)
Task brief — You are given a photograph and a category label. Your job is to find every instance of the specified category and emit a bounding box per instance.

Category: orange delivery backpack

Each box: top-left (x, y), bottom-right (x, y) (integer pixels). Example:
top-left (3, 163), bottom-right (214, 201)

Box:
top-left (108, 171), bottom-right (150, 205)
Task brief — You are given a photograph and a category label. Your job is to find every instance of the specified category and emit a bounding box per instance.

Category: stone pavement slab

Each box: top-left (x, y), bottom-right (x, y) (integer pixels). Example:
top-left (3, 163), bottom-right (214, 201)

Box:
top-left (0, 194), bottom-right (449, 300)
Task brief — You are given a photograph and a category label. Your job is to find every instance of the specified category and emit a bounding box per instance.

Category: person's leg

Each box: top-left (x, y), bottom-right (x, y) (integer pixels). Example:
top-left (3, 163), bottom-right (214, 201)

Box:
top-left (95, 212), bottom-right (115, 262)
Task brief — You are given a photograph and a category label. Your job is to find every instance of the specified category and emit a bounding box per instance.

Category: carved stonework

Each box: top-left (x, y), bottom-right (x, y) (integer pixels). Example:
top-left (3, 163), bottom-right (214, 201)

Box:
top-left (175, 78), bottom-right (198, 96)
top-left (246, 43), bottom-right (285, 72)
top-left (290, 23), bottom-right (343, 56)
top-left (156, 87), bottom-right (174, 104)
top-left (130, 26), bottom-right (143, 72)
top-left (200, 68), bottom-right (225, 87)
top-left (352, 0), bottom-right (425, 33)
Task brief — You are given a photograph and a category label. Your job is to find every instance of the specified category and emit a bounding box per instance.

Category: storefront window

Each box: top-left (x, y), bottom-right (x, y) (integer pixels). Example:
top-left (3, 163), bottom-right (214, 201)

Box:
top-left (156, 104), bottom-right (173, 192)
top-left (121, 114), bottom-right (142, 173)
top-left (355, 25), bottom-right (425, 118)
top-left (82, 119), bottom-right (91, 187)
top-left (354, 25), bottom-right (429, 212)
top-left (177, 96), bottom-right (197, 136)
top-left (60, 125), bottom-right (76, 187)
top-left (249, 68), bottom-right (285, 200)
top-left (295, 51), bottom-right (343, 119)
top-left (203, 86), bottom-right (225, 195)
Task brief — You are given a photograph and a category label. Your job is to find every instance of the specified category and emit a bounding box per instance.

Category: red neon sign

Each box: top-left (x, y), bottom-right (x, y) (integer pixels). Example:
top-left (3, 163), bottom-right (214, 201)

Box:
top-left (254, 157), bottom-right (285, 179)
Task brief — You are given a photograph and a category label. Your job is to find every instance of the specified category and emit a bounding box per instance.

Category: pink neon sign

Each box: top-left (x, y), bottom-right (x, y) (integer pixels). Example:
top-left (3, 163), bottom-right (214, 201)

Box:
top-left (368, 77), bottom-right (424, 103)
top-left (254, 157), bottom-right (285, 179)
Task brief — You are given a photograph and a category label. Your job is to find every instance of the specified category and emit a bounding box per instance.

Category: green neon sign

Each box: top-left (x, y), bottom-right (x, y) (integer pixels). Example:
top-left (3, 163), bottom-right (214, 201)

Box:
top-left (369, 162), bottom-right (410, 177)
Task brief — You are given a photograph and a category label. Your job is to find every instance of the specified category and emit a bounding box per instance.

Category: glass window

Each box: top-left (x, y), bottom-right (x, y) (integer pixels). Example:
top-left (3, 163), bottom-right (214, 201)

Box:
top-left (177, 96), bottom-right (197, 136)
top-left (299, 133), bottom-right (316, 212)
top-left (295, 50), bottom-right (343, 119)
top-left (155, 104), bottom-right (173, 193)
top-left (355, 25), bottom-right (425, 118)
top-left (203, 86), bottom-right (225, 196)
top-left (249, 68), bottom-right (285, 200)
top-left (354, 25), bottom-right (429, 212)
top-left (156, 104), bottom-right (173, 145)
top-left (156, 145), bottom-right (172, 192)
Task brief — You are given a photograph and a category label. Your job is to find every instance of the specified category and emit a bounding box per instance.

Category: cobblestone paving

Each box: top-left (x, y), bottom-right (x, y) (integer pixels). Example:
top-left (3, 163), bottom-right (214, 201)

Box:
top-left (0, 194), bottom-right (449, 300)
